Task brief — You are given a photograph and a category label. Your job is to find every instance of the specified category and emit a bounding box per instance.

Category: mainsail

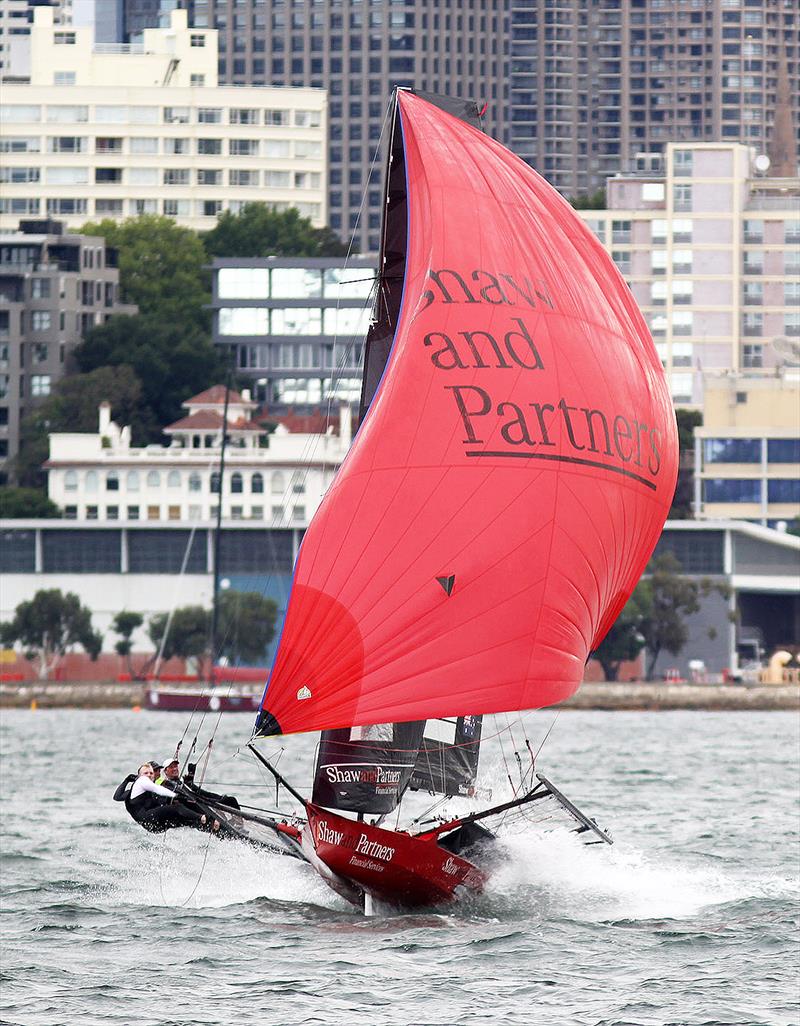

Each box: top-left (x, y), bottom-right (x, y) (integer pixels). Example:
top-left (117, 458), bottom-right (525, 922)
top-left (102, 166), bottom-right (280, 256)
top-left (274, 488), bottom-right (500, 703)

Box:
top-left (255, 89), bottom-right (678, 738)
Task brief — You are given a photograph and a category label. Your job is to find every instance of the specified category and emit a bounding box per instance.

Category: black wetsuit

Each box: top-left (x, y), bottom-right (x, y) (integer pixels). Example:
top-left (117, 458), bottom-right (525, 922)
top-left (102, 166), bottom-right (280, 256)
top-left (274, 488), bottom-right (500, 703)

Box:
top-left (113, 774), bottom-right (206, 833)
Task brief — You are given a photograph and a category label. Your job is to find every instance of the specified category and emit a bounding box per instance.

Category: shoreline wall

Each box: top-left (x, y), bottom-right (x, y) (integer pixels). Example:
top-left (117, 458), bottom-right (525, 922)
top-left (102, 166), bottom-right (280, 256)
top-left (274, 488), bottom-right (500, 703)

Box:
top-left (1, 681), bottom-right (798, 712)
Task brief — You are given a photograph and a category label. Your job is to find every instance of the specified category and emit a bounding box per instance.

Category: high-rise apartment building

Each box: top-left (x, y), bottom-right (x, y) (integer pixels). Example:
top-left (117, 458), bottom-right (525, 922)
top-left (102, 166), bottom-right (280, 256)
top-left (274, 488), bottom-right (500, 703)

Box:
top-left (0, 218), bottom-right (136, 482)
top-left (0, 8), bottom-right (327, 232)
top-left (183, 0), bottom-right (508, 254)
top-left (576, 141), bottom-right (799, 408)
top-left (510, 0), bottom-right (799, 197)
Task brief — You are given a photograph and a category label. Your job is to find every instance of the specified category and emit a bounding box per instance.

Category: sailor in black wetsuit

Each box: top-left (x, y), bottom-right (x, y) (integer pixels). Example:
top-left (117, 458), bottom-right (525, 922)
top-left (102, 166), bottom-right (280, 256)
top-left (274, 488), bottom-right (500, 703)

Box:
top-left (117, 762), bottom-right (214, 833)
top-left (161, 757), bottom-right (241, 813)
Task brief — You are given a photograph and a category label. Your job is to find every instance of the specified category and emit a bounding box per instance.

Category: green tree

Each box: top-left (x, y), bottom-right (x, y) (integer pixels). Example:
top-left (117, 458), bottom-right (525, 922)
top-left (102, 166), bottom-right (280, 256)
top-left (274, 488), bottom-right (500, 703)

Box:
top-left (216, 590), bottom-right (278, 665)
top-left (148, 606), bottom-right (209, 666)
top-left (592, 596), bottom-right (646, 681)
top-left (202, 203), bottom-right (347, 259)
top-left (0, 487), bottom-right (60, 518)
top-left (80, 215), bottom-right (210, 325)
top-left (636, 551), bottom-right (703, 679)
top-left (15, 365), bottom-right (146, 488)
top-left (670, 408), bottom-right (703, 519)
top-left (111, 611), bottom-right (144, 679)
top-left (569, 188), bottom-right (607, 210)
top-left (0, 589), bottom-right (102, 679)
top-left (74, 316), bottom-right (225, 442)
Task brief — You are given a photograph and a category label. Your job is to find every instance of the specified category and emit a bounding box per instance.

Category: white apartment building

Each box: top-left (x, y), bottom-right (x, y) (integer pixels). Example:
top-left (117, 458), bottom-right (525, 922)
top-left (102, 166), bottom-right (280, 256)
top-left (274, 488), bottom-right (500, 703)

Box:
top-left (0, 7), bottom-right (327, 231)
top-left (578, 143), bottom-right (799, 407)
top-left (46, 386), bottom-right (352, 525)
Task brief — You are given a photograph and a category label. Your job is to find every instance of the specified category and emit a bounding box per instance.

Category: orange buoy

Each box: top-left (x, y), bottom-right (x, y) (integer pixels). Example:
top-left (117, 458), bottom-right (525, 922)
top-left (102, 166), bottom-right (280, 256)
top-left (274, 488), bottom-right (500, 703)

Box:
top-left (30, 699), bottom-right (37, 711)
top-left (131, 705), bottom-right (141, 712)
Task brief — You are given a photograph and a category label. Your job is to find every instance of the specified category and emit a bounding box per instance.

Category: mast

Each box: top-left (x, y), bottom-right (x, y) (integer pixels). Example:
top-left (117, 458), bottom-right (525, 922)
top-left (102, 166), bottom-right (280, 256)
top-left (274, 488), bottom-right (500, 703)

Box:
top-left (209, 368), bottom-right (232, 676)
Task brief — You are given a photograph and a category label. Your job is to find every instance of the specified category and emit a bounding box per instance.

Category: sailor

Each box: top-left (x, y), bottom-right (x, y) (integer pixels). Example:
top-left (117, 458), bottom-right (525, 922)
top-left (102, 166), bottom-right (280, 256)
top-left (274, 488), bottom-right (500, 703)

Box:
top-left (122, 762), bottom-right (217, 833)
top-left (155, 757), bottom-right (179, 789)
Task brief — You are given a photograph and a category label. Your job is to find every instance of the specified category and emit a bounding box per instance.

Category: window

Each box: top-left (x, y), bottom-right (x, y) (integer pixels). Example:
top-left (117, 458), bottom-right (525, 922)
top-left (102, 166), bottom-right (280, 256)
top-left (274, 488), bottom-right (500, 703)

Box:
top-left (265, 109), bottom-right (289, 126)
top-left (291, 471), bottom-right (305, 494)
top-left (768, 439), bottom-right (800, 464)
top-left (742, 313), bottom-right (762, 337)
top-left (190, 34), bottom-right (206, 47)
top-left (201, 201), bottom-right (222, 217)
top-left (54, 31), bottom-right (76, 44)
top-left (147, 506), bottom-right (160, 520)
top-left (230, 170), bottom-right (259, 187)
top-left (704, 439), bottom-right (760, 464)
top-left (266, 170), bottom-right (291, 188)
top-left (198, 108), bottom-right (222, 124)
top-left (673, 185), bottom-right (692, 211)
top-left (31, 279), bottom-right (50, 299)
top-left (31, 311), bottom-right (51, 331)
top-left (164, 169), bottom-right (190, 185)
top-left (230, 472), bottom-right (243, 494)
top-left (210, 472), bottom-right (221, 493)
top-left (167, 471), bottom-right (180, 488)
top-left (271, 471), bottom-right (285, 494)
top-left (96, 136), bottom-right (123, 153)
top-left (164, 107), bottom-right (191, 124)
top-left (126, 471), bottom-right (140, 491)
top-left (265, 140), bottom-right (291, 158)
top-left (164, 138), bottom-right (190, 153)
top-left (128, 137), bottom-right (157, 152)
top-left (230, 108), bottom-right (259, 125)
top-left (218, 308), bottom-right (268, 335)
top-left (742, 344), bottom-right (763, 368)
top-left (163, 199), bottom-right (190, 217)
top-left (1, 137), bottom-right (40, 153)
top-left (198, 138), bottom-right (222, 155)
top-left (147, 471), bottom-right (161, 487)
top-left (217, 268), bottom-right (269, 300)
top-left (106, 471), bottom-right (119, 491)
top-left (127, 505), bottom-right (139, 519)
top-left (785, 221), bottom-right (800, 245)
top-left (743, 219), bottom-right (763, 243)
top-left (106, 506), bottom-right (119, 520)
top-left (188, 473), bottom-right (201, 492)
top-left (1, 166), bottom-right (40, 184)
top-left (230, 139), bottom-right (258, 155)
top-left (168, 505), bottom-right (181, 520)
top-left (703, 479), bottom-right (761, 503)
top-left (1, 105), bottom-right (41, 123)
top-left (611, 220), bottom-right (631, 244)
top-left (768, 479), bottom-right (800, 504)
top-left (129, 168), bottom-right (158, 186)
top-left (784, 283), bottom-right (800, 306)
top-left (95, 167), bottom-right (122, 183)
top-left (197, 169), bottom-right (222, 185)
top-left (251, 472), bottom-right (264, 493)
top-left (48, 136), bottom-right (87, 153)
top-left (294, 109), bottom-right (321, 128)
top-left (64, 470), bottom-right (78, 492)
top-left (54, 71), bottom-right (76, 86)
top-left (85, 471), bottom-right (98, 493)
top-left (31, 374), bottom-right (51, 396)
top-left (47, 198), bottom-right (88, 215)
top-left (743, 282), bottom-right (763, 306)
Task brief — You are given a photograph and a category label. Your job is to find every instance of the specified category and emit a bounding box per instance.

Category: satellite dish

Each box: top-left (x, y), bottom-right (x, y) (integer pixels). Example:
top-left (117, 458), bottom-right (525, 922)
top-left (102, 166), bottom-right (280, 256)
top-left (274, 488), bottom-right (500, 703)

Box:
top-left (772, 335), bottom-right (800, 365)
top-left (754, 154), bottom-right (771, 173)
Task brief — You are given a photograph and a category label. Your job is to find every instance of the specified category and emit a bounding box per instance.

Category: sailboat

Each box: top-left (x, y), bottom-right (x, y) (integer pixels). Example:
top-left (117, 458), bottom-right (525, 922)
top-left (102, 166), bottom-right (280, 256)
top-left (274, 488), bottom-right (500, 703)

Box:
top-left (182, 89), bottom-right (679, 909)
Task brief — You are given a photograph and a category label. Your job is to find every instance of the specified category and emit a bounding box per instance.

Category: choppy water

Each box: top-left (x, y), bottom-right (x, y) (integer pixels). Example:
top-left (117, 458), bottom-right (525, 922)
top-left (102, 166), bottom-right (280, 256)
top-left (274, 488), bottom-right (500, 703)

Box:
top-left (1, 709), bottom-right (798, 1026)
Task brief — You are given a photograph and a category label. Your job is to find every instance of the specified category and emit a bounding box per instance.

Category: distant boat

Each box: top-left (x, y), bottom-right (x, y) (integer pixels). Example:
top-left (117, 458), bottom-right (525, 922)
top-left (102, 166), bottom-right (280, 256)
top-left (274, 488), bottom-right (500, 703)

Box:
top-left (186, 88), bottom-right (679, 910)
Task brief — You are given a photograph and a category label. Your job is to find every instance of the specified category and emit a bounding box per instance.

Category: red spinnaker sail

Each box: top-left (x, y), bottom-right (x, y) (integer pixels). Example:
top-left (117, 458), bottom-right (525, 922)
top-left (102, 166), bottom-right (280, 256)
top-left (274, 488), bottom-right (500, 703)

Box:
top-left (257, 91), bottom-right (678, 736)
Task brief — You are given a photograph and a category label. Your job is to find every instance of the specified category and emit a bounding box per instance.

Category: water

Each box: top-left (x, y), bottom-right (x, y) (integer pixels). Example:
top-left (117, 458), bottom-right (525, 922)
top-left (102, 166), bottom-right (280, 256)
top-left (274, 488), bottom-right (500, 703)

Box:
top-left (1, 709), bottom-right (798, 1026)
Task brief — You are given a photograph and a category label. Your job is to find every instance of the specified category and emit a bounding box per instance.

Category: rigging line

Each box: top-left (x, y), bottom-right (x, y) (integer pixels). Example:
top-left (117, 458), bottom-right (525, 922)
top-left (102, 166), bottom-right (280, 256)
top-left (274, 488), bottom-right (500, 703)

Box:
top-left (534, 711), bottom-right (561, 764)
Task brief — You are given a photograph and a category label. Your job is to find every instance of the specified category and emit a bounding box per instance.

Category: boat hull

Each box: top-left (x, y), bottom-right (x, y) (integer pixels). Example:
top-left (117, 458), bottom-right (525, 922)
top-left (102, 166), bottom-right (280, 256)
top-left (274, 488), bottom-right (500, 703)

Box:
top-left (145, 686), bottom-right (262, 713)
top-left (303, 803), bottom-right (486, 909)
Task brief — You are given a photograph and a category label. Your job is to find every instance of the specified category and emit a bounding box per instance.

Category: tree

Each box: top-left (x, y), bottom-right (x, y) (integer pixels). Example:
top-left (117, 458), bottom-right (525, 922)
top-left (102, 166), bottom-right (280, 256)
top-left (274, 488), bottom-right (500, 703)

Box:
top-left (670, 408), bottom-right (703, 519)
top-left (216, 590), bottom-right (278, 664)
top-left (111, 611), bottom-right (144, 679)
top-left (0, 589), bottom-right (102, 679)
top-left (74, 315), bottom-right (225, 442)
top-left (569, 188), bottom-right (607, 210)
top-left (0, 487), bottom-right (60, 518)
top-left (202, 203), bottom-right (347, 259)
top-left (80, 215), bottom-right (210, 326)
top-left (15, 365), bottom-right (146, 488)
top-left (635, 552), bottom-right (703, 679)
top-left (148, 606), bottom-right (209, 666)
top-left (592, 595), bottom-right (646, 681)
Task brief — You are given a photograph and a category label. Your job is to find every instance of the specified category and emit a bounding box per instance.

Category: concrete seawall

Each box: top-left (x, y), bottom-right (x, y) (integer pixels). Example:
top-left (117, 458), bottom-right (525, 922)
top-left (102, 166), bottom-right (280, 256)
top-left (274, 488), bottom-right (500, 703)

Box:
top-left (1, 681), bottom-right (798, 711)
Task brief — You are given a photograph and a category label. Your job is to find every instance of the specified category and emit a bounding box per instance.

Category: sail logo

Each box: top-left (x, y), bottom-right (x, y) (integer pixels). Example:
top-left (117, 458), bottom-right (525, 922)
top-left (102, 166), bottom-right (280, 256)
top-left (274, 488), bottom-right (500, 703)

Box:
top-left (419, 265), bottom-right (664, 492)
top-left (324, 763), bottom-right (404, 789)
top-left (316, 820), bottom-right (344, 847)
top-left (356, 833), bottom-right (395, 862)
top-left (296, 685), bottom-right (312, 700)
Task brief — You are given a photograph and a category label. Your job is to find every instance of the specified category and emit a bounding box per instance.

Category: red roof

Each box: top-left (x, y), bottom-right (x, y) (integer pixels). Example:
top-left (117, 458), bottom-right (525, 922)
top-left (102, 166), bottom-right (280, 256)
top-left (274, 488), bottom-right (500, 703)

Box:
top-left (165, 410), bottom-right (262, 432)
top-left (262, 410), bottom-right (339, 435)
top-left (184, 385), bottom-right (254, 407)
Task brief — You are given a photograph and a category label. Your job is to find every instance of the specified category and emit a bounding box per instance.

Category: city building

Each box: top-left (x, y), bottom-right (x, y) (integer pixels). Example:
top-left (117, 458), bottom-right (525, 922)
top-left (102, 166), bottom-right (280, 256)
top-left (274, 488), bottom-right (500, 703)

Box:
top-left (0, 7), bottom-right (327, 231)
top-left (0, 218), bottom-right (136, 482)
top-left (576, 141), bottom-right (800, 407)
top-left (45, 385), bottom-right (352, 524)
top-left (2, 517), bottom-right (796, 677)
top-left (693, 368), bottom-right (800, 528)
top-left (0, 0), bottom-right (71, 81)
top-left (211, 256), bottom-right (375, 406)
top-left (178, 0), bottom-right (509, 254)
top-left (509, 0), bottom-right (799, 197)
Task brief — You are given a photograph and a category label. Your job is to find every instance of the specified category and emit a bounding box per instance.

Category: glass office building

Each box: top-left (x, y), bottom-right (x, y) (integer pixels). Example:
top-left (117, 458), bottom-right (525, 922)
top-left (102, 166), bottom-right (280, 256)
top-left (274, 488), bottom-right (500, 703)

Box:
top-left (211, 256), bottom-right (375, 406)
